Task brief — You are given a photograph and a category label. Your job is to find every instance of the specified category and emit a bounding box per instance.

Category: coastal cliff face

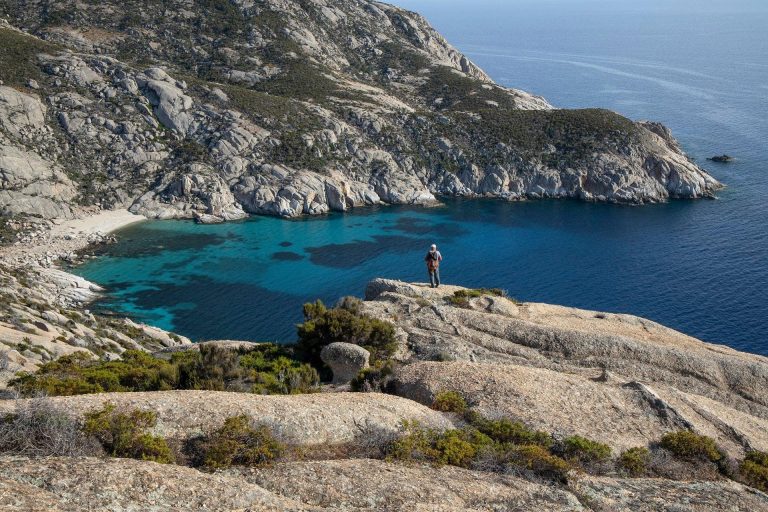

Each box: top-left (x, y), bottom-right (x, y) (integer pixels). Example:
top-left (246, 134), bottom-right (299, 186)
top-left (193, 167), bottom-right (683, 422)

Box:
top-left (0, 0), bottom-right (721, 223)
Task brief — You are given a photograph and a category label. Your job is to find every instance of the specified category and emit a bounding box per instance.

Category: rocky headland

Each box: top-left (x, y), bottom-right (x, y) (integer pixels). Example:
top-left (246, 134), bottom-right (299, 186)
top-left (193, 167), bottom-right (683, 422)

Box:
top-left (0, 0), bottom-right (722, 227)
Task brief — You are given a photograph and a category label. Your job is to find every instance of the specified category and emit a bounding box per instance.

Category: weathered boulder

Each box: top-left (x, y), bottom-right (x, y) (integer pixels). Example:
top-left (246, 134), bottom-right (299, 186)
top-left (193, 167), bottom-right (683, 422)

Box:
top-left (320, 342), bottom-right (370, 384)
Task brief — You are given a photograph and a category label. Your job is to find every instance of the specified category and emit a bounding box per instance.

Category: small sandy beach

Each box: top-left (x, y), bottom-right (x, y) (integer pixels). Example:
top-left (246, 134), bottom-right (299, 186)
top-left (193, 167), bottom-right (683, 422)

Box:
top-left (0, 209), bottom-right (147, 268)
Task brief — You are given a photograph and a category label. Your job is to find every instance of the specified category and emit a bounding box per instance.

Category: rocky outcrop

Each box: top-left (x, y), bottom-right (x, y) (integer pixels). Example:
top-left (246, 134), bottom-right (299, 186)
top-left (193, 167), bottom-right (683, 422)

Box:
top-left (0, 1), bottom-right (721, 225)
top-left (0, 391), bottom-right (454, 444)
top-left (320, 342), bottom-right (371, 384)
top-left (0, 456), bottom-right (316, 512)
top-left (363, 279), bottom-right (768, 459)
top-left (240, 458), bottom-right (585, 511)
top-left (0, 86), bottom-right (77, 219)
top-left (0, 261), bottom-right (190, 387)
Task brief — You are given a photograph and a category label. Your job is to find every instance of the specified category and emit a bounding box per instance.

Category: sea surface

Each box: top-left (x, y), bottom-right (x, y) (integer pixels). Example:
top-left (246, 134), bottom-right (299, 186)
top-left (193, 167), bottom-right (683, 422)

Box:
top-left (74, 0), bottom-right (768, 355)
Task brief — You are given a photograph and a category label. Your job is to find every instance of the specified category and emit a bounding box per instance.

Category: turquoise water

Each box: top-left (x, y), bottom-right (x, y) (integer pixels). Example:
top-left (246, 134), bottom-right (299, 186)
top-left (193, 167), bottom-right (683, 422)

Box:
top-left (74, 0), bottom-right (768, 355)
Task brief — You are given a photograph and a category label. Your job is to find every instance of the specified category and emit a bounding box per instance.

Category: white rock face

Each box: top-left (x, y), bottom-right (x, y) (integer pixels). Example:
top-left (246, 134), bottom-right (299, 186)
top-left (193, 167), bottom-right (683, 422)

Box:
top-left (131, 164), bottom-right (247, 222)
top-left (138, 68), bottom-right (195, 134)
top-left (0, 2), bottom-right (722, 223)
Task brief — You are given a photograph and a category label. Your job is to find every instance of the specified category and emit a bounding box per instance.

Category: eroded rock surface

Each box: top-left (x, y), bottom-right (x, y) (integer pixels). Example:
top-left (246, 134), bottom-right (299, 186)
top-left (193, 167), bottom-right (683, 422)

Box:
top-left (240, 458), bottom-right (585, 511)
top-left (363, 279), bottom-right (768, 458)
top-left (0, 456), bottom-right (318, 512)
top-left (0, 390), bottom-right (454, 444)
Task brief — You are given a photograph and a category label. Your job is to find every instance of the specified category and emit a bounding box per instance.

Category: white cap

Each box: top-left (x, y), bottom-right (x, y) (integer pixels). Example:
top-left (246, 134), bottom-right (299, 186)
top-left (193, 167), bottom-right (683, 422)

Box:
top-left (430, 244), bottom-right (437, 249)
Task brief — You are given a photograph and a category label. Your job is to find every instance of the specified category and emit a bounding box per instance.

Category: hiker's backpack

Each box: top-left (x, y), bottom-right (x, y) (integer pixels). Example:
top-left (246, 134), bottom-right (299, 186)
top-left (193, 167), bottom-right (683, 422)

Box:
top-left (427, 251), bottom-right (439, 270)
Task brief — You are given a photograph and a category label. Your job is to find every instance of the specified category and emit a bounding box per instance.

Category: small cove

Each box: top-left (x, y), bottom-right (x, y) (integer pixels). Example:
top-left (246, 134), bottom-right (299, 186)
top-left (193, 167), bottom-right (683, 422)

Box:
top-left (72, 0), bottom-right (768, 356)
top-left (73, 197), bottom-right (767, 355)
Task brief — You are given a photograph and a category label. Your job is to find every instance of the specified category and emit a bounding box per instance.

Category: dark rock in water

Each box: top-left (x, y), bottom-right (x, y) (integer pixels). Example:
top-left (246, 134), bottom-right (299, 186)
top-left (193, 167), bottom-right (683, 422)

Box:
top-left (707, 154), bottom-right (734, 163)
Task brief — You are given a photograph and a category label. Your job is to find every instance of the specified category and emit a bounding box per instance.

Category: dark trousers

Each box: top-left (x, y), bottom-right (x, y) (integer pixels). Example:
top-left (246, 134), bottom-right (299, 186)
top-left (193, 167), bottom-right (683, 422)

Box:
top-left (429, 268), bottom-right (440, 287)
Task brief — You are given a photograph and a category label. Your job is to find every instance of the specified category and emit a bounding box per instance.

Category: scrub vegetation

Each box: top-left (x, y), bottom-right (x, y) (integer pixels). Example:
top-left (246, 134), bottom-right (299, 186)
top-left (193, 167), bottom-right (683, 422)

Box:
top-left (9, 344), bottom-right (319, 397)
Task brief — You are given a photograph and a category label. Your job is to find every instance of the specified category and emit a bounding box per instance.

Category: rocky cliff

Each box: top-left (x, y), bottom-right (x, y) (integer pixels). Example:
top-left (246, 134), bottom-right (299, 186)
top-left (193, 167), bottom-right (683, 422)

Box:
top-left (0, 0), bottom-right (721, 223)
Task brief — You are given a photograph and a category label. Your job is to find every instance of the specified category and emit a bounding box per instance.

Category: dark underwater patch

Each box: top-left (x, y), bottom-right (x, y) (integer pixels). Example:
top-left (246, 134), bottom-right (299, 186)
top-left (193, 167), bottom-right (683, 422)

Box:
top-left (384, 216), bottom-right (468, 238)
top-left (132, 276), bottom-right (301, 342)
top-left (90, 230), bottom-right (235, 258)
top-left (272, 251), bottom-right (304, 261)
top-left (159, 256), bottom-right (199, 271)
top-left (306, 234), bottom-right (423, 268)
top-left (279, 241), bottom-right (293, 247)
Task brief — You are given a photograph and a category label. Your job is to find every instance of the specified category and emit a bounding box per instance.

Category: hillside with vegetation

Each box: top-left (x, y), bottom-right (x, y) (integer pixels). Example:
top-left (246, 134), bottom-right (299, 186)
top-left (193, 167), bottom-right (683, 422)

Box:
top-left (0, 0), bottom-right (720, 225)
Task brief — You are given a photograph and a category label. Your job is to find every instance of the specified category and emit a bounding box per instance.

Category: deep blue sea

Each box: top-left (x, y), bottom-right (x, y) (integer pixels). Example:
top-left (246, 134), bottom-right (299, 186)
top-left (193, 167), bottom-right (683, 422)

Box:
top-left (74, 0), bottom-right (768, 355)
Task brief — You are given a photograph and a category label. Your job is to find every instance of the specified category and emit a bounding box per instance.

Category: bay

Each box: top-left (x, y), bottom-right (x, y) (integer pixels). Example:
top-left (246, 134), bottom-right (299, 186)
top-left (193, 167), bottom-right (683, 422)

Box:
top-left (73, 0), bottom-right (768, 355)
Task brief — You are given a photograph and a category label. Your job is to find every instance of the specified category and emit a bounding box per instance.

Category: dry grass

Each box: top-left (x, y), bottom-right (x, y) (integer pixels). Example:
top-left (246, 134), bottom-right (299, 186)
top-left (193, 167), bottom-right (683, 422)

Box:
top-left (0, 397), bottom-right (102, 457)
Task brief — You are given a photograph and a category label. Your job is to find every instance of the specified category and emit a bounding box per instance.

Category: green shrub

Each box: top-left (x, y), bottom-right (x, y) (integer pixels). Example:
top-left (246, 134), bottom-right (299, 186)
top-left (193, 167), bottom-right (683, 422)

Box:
top-left (176, 344), bottom-right (244, 391)
top-left (619, 447), bottom-right (651, 476)
top-left (447, 288), bottom-right (506, 308)
top-left (10, 350), bottom-right (178, 396)
top-left (387, 420), bottom-right (491, 468)
top-left (431, 390), bottom-right (467, 414)
top-left (296, 299), bottom-right (397, 370)
top-left (199, 415), bottom-right (284, 469)
top-left (240, 344), bottom-right (319, 394)
top-left (82, 403), bottom-right (173, 463)
top-left (465, 412), bottom-right (553, 448)
top-left (660, 430), bottom-right (723, 462)
top-left (740, 450), bottom-right (768, 492)
top-left (507, 444), bottom-right (571, 481)
top-left (350, 360), bottom-right (397, 392)
top-left (12, 344), bottom-right (319, 397)
top-left (561, 435), bottom-right (612, 464)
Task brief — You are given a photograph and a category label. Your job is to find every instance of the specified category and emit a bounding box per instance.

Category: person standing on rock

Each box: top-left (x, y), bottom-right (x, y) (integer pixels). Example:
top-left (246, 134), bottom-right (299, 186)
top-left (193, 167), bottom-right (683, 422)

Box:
top-left (425, 244), bottom-right (443, 288)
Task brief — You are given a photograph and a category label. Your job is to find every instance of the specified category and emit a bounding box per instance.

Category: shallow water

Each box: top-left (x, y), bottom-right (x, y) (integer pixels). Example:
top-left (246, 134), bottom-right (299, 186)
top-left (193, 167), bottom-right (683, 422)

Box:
top-left (74, 0), bottom-right (768, 355)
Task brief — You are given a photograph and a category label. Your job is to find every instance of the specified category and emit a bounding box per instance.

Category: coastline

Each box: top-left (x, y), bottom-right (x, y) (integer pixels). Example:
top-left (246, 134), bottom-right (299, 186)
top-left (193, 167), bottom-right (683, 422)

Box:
top-left (0, 209), bottom-right (147, 269)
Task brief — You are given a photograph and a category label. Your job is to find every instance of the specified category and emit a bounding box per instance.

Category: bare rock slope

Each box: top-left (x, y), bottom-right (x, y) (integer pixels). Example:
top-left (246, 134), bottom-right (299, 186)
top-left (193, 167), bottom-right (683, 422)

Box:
top-left (0, 0), bottom-right (721, 224)
top-left (364, 279), bottom-right (768, 459)
top-left (0, 390), bottom-right (453, 444)
top-left (2, 455), bottom-right (767, 511)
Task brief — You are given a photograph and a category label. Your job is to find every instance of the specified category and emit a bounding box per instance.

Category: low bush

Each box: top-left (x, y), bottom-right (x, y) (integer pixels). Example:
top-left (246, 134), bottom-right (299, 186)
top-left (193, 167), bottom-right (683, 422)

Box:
top-left (350, 360), bottom-right (397, 393)
top-left (0, 398), bottom-right (102, 457)
top-left (619, 446), bottom-right (651, 476)
top-left (431, 390), bottom-right (467, 414)
top-left (447, 288), bottom-right (506, 308)
top-left (195, 415), bottom-right (284, 469)
top-left (465, 412), bottom-right (553, 448)
top-left (10, 350), bottom-right (178, 396)
top-left (296, 298), bottom-right (397, 371)
top-left (740, 450), bottom-right (768, 492)
top-left (660, 430), bottom-right (723, 463)
top-left (561, 435), bottom-right (612, 465)
top-left (387, 418), bottom-right (570, 480)
top-left (240, 344), bottom-right (319, 394)
top-left (82, 403), bottom-right (173, 463)
top-left (506, 444), bottom-right (571, 481)
top-left (11, 344), bottom-right (319, 397)
top-left (388, 420), bottom-right (491, 468)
